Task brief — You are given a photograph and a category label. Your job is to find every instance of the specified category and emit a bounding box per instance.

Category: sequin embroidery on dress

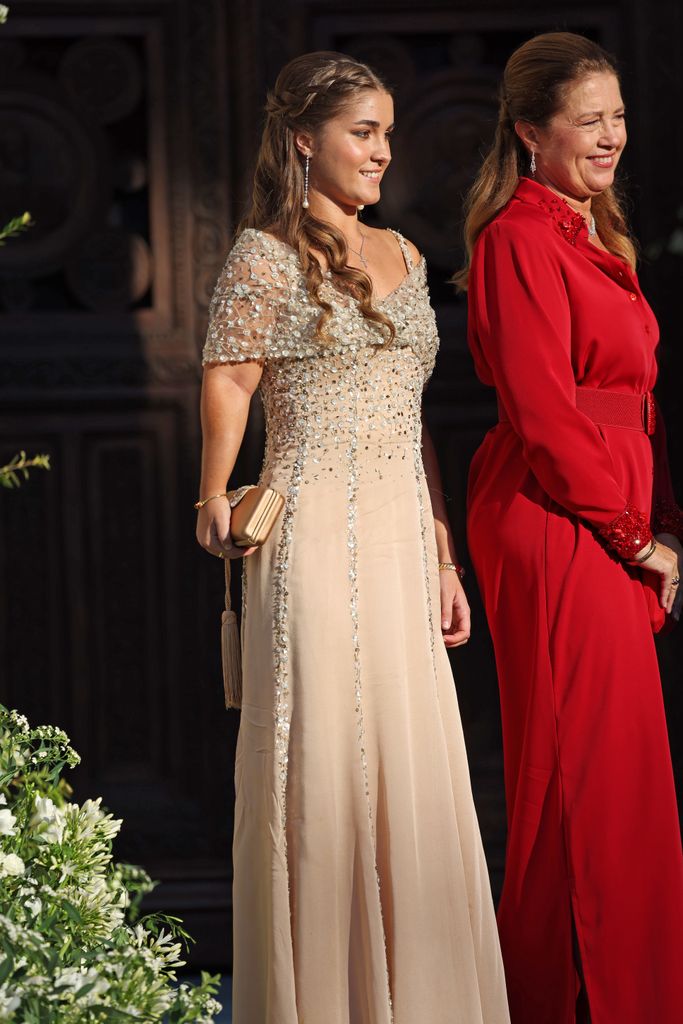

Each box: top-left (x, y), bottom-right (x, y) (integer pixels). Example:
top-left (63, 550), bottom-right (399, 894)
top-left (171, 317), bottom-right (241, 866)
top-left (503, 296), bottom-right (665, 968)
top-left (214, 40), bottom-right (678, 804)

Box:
top-left (203, 228), bottom-right (445, 1020)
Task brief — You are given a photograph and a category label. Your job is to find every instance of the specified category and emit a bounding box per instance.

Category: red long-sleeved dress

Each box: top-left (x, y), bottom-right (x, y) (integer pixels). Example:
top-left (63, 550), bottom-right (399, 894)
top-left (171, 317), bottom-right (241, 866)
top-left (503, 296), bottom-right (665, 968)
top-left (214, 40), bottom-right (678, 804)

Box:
top-left (466, 177), bottom-right (683, 1024)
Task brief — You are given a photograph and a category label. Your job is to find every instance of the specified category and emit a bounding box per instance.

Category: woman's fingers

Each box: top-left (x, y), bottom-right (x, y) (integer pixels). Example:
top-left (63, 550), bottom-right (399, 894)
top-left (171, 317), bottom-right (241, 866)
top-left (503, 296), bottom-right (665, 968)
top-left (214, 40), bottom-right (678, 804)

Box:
top-left (643, 540), bottom-right (680, 611)
top-left (202, 518), bottom-right (257, 560)
top-left (453, 589), bottom-right (471, 636)
top-left (665, 571), bottom-right (680, 615)
top-left (440, 574), bottom-right (457, 630)
top-left (195, 504), bottom-right (250, 559)
top-left (440, 589), bottom-right (453, 630)
top-left (444, 628), bottom-right (470, 648)
top-left (442, 583), bottom-right (471, 647)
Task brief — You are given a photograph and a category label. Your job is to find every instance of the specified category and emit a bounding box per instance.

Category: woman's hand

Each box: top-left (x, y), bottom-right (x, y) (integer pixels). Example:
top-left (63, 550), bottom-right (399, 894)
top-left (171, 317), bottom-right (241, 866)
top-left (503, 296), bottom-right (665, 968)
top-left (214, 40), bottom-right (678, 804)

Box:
top-left (195, 497), bottom-right (257, 560)
top-left (639, 535), bottom-right (682, 618)
top-left (650, 533), bottom-right (683, 620)
top-left (439, 569), bottom-right (471, 648)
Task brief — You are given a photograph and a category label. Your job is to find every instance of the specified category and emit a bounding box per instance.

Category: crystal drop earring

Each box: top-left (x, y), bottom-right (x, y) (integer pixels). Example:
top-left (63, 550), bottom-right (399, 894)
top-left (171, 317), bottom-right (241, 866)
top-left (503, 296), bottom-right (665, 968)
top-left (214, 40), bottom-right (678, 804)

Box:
top-left (530, 151), bottom-right (537, 176)
top-left (302, 154), bottom-right (310, 210)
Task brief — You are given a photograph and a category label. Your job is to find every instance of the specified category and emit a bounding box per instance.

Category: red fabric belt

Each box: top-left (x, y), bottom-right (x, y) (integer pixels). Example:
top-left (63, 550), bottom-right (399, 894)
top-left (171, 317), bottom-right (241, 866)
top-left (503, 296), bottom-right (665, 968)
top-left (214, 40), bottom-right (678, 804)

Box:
top-left (497, 387), bottom-right (656, 436)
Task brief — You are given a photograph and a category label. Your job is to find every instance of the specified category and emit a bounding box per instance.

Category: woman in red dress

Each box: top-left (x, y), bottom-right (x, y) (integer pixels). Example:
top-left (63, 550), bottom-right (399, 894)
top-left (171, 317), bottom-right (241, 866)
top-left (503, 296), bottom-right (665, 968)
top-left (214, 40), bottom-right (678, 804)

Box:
top-left (457, 32), bottom-right (683, 1024)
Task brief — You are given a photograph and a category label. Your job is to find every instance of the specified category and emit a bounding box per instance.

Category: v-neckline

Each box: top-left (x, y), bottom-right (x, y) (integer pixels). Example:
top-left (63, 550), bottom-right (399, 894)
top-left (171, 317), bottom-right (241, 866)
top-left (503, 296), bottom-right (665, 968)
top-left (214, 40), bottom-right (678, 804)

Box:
top-left (374, 256), bottom-right (424, 304)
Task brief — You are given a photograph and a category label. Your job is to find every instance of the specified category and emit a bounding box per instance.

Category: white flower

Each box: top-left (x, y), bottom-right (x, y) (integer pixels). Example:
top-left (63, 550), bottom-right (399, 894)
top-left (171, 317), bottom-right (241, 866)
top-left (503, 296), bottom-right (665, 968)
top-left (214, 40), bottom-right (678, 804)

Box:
top-left (24, 895), bottom-right (42, 917)
top-left (0, 807), bottom-right (16, 836)
top-left (30, 795), bottom-right (65, 844)
top-left (54, 966), bottom-right (110, 1004)
top-left (0, 852), bottom-right (25, 876)
top-left (71, 798), bottom-right (122, 842)
top-left (54, 967), bottom-right (87, 990)
top-left (0, 988), bottom-right (20, 1015)
top-left (0, 794), bottom-right (6, 805)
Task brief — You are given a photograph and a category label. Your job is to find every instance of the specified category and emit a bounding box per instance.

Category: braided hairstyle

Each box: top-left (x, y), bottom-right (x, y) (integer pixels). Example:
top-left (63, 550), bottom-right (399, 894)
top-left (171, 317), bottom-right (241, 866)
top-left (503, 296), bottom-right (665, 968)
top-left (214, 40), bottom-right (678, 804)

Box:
top-left (239, 51), bottom-right (396, 343)
top-left (454, 32), bottom-right (636, 290)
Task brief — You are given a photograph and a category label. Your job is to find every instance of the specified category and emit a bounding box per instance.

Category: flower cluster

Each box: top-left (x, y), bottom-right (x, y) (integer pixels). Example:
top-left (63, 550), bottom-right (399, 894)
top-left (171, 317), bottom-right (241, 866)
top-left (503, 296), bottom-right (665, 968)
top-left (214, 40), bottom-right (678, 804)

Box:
top-left (0, 704), bottom-right (222, 1022)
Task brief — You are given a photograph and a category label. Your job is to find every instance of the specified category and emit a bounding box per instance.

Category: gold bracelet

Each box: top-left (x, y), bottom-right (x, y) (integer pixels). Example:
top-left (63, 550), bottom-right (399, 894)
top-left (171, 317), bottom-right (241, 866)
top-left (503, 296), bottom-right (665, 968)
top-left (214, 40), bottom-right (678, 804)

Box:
top-left (628, 537), bottom-right (657, 565)
top-left (438, 561), bottom-right (466, 580)
top-left (194, 492), bottom-right (229, 510)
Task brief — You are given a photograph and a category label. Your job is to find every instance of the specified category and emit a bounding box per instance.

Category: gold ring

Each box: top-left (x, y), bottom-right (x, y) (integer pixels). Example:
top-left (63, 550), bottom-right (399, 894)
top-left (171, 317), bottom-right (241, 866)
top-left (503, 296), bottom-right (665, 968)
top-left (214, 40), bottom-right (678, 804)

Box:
top-left (672, 576), bottom-right (680, 586)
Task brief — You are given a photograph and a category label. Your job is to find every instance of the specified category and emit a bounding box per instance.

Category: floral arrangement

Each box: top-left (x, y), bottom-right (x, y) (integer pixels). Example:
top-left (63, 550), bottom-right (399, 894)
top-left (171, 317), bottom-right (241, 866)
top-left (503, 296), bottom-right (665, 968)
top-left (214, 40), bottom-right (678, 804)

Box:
top-left (0, 705), bottom-right (222, 1022)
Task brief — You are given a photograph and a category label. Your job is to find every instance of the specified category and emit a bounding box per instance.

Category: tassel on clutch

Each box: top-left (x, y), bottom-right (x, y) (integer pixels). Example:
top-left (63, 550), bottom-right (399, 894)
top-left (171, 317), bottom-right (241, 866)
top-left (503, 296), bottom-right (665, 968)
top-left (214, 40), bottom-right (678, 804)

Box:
top-left (221, 573), bottom-right (242, 709)
top-left (220, 486), bottom-right (284, 709)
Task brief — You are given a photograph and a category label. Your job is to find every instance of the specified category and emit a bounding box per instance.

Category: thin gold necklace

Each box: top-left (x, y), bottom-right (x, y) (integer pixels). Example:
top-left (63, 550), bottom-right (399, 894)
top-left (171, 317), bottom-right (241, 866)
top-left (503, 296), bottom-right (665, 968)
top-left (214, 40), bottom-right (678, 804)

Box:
top-left (347, 230), bottom-right (368, 269)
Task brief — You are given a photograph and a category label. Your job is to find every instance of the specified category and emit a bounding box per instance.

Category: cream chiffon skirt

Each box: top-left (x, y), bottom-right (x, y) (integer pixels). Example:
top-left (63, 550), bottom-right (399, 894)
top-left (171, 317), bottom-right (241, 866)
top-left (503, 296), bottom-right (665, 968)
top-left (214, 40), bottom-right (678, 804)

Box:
top-left (232, 450), bottom-right (509, 1024)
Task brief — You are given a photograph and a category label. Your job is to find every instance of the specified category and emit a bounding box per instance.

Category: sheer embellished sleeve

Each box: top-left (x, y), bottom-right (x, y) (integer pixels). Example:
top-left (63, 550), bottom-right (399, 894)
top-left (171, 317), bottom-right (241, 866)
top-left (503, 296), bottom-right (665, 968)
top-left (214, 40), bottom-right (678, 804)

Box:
top-left (202, 232), bottom-right (291, 365)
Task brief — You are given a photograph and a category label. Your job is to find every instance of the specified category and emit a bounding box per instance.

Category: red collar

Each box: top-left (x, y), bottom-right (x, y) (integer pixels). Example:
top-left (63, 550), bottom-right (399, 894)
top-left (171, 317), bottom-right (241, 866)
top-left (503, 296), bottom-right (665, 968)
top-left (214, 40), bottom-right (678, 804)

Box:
top-left (514, 177), bottom-right (587, 246)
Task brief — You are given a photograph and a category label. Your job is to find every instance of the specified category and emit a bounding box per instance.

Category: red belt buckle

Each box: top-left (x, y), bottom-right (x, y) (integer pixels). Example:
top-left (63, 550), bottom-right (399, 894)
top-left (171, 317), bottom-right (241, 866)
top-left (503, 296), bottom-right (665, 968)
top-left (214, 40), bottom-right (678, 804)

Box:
top-left (643, 392), bottom-right (656, 436)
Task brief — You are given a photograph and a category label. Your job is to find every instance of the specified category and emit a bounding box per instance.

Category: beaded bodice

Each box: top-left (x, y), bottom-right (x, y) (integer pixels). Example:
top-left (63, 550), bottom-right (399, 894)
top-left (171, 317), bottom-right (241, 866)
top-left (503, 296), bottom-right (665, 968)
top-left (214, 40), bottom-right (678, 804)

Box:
top-left (203, 229), bottom-right (439, 479)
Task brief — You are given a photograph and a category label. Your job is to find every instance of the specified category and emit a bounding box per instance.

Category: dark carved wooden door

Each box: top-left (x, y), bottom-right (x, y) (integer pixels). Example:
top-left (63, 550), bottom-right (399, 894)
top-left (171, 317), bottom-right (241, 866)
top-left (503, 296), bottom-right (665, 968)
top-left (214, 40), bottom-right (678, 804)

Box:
top-left (2, 0), bottom-right (680, 969)
top-left (0, 0), bottom-right (236, 965)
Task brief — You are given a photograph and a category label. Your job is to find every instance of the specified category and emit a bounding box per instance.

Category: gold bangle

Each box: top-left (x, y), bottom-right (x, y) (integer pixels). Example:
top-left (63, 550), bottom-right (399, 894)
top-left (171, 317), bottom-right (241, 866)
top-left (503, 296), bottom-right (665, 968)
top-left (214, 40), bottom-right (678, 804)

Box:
top-left (629, 537), bottom-right (657, 565)
top-left (194, 492), bottom-right (229, 510)
top-left (438, 561), bottom-right (466, 580)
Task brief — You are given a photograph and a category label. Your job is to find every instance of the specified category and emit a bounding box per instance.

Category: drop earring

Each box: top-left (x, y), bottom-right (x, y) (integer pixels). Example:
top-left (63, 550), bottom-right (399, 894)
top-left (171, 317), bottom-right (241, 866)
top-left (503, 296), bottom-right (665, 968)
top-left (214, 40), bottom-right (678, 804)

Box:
top-left (357, 204), bottom-right (365, 212)
top-left (530, 151), bottom-right (537, 176)
top-left (302, 154), bottom-right (310, 209)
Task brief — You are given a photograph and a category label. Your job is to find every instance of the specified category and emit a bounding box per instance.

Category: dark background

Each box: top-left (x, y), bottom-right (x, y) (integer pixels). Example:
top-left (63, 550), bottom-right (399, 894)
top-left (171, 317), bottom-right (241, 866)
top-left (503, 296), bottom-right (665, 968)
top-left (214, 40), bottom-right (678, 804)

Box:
top-left (1, 0), bottom-right (680, 969)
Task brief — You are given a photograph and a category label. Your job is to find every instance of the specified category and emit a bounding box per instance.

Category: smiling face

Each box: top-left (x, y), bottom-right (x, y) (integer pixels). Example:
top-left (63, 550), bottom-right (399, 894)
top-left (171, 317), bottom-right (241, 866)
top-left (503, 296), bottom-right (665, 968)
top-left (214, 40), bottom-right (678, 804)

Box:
top-left (297, 89), bottom-right (394, 212)
top-left (524, 71), bottom-right (627, 202)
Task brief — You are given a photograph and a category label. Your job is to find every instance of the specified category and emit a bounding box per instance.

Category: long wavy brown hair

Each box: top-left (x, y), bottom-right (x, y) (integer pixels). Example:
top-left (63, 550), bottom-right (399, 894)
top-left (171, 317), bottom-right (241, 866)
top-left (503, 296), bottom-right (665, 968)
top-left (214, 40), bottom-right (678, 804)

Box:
top-left (239, 51), bottom-right (396, 343)
top-left (454, 32), bottom-right (636, 290)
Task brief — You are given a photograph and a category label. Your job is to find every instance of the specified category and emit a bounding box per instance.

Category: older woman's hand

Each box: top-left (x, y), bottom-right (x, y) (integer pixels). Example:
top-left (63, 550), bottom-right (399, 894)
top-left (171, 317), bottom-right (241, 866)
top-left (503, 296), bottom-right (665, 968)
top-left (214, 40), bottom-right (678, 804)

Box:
top-left (639, 535), bottom-right (682, 618)
top-left (652, 533), bottom-right (683, 621)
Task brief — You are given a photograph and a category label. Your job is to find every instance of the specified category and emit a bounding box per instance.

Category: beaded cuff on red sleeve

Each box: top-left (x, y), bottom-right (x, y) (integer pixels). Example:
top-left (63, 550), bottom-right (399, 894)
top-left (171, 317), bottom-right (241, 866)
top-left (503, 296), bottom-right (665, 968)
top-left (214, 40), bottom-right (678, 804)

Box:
top-left (653, 499), bottom-right (683, 542)
top-left (597, 502), bottom-right (654, 560)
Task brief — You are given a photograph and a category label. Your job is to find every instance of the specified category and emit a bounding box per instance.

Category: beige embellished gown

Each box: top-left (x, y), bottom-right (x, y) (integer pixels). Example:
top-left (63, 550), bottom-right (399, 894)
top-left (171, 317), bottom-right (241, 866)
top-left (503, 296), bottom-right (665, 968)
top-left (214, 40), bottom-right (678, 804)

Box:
top-left (203, 228), bottom-right (509, 1024)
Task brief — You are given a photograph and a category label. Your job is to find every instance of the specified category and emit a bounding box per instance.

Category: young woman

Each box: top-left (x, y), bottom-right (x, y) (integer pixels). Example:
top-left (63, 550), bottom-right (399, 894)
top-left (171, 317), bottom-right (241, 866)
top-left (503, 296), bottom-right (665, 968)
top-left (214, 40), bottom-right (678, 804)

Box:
top-left (197, 51), bottom-right (509, 1024)
top-left (458, 31), bottom-right (683, 1024)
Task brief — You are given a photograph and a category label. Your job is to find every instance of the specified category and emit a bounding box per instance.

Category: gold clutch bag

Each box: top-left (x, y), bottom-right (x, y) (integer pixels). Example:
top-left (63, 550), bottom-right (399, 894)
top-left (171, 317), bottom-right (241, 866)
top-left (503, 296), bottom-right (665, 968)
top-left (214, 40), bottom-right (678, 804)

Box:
top-left (228, 485), bottom-right (285, 547)
top-left (221, 485), bottom-right (284, 710)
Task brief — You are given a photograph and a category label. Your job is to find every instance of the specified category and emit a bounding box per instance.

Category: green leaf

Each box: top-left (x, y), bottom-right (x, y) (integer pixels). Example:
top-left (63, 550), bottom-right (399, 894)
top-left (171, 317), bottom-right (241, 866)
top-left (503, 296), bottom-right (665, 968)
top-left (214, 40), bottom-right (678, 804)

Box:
top-left (0, 211), bottom-right (33, 247)
top-left (73, 979), bottom-right (99, 1000)
top-left (62, 900), bottom-right (84, 925)
top-left (0, 954), bottom-right (13, 985)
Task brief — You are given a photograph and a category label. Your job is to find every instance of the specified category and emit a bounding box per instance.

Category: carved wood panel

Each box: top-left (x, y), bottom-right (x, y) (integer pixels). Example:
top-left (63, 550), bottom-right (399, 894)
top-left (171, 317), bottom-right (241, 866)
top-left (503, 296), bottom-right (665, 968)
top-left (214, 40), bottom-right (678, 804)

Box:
top-left (1, 0), bottom-right (680, 971)
top-left (0, 0), bottom-right (234, 966)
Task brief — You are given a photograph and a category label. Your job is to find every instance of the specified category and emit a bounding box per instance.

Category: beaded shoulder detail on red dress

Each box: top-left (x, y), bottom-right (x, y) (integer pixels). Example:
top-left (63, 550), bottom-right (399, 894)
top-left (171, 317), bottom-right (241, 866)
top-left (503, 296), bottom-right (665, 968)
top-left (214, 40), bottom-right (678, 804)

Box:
top-left (534, 193), bottom-right (585, 246)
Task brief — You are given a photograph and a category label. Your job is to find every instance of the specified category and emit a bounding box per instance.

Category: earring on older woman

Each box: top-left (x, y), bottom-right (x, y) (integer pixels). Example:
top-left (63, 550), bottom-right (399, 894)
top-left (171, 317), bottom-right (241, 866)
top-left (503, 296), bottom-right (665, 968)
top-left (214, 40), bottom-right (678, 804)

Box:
top-left (530, 151), bottom-right (537, 176)
top-left (302, 154), bottom-right (310, 209)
